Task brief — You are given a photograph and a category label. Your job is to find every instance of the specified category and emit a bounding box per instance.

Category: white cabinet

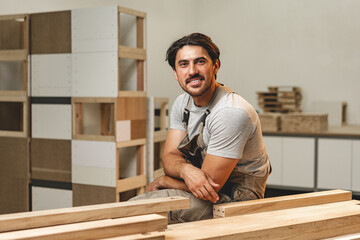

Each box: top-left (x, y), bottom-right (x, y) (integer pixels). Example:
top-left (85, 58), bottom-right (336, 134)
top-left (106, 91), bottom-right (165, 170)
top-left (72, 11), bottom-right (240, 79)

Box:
top-left (317, 139), bottom-right (352, 190)
top-left (264, 136), bottom-right (315, 188)
top-left (352, 140), bottom-right (360, 192)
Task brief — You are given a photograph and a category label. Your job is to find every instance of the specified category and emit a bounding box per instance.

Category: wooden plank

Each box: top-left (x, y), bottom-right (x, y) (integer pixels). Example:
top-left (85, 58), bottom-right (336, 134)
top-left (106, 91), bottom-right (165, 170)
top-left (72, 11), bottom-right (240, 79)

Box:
top-left (136, 16), bottom-right (145, 91)
top-left (167, 200), bottom-right (360, 239)
top-left (102, 231), bottom-right (165, 240)
top-left (213, 189), bottom-right (352, 218)
top-left (118, 91), bottom-right (146, 97)
top-left (0, 214), bottom-right (167, 240)
top-left (72, 97), bottom-right (116, 104)
top-left (131, 119), bottom-right (147, 140)
top-left (0, 90), bottom-right (27, 98)
top-left (0, 196), bottom-right (189, 232)
top-left (116, 138), bottom-right (146, 148)
top-left (119, 45), bottom-right (146, 60)
top-left (116, 97), bottom-right (147, 121)
top-left (0, 14), bottom-right (28, 21)
top-left (72, 134), bottom-right (116, 142)
top-left (281, 113), bottom-right (328, 133)
top-left (118, 6), bottom-right (146, 18)
top-left (0, 49), bottom-right (27, 61)
top-left (117, 175), bottom-right (147, 193)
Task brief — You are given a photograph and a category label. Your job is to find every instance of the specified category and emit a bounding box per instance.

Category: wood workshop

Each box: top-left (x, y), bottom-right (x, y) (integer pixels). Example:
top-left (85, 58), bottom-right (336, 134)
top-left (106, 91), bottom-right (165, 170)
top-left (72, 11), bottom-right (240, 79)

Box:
top-left (0, 0), bottom-right (360, 239)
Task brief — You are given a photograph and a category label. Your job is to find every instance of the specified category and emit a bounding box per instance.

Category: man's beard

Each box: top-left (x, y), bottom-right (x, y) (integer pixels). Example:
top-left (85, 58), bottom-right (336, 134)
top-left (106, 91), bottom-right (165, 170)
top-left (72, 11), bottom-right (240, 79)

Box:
top-left (180, 75), bottom-right (212, 98)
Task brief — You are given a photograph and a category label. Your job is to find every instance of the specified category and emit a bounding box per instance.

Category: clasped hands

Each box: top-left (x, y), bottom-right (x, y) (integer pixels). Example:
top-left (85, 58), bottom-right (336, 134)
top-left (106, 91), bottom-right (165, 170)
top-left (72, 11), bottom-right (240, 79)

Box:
top-left (146, 164), bottom-right (219, 203)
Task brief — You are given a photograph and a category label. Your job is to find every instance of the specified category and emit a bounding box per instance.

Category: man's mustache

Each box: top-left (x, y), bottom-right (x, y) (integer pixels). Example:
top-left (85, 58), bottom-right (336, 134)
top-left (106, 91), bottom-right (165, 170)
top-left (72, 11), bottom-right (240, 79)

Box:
top-left (186, 74), bottom-right (205, 83)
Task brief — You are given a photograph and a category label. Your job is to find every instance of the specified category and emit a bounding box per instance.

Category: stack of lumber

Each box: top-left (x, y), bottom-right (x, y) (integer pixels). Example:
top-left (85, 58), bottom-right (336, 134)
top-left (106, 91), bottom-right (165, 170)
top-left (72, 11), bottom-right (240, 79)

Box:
top-left (167, 190), bottom-right (360, 239)
top-left (1, 190), bottom-right (360, 239)
top-left (0, 196), bottom-right (189, 240)
top-left (257, 86), bottom-right (302, 113)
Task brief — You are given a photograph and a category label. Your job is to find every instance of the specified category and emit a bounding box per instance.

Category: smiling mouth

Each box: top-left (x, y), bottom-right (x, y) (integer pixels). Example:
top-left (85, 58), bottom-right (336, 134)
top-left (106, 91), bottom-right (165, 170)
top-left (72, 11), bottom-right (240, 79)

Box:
top-left (186, 76), bottom-right (204, 84)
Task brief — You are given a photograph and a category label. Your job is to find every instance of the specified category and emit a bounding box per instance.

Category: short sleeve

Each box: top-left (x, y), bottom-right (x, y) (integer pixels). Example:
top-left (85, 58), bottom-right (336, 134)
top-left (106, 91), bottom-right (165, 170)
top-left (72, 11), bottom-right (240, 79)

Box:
top-left (206, 107), bottom-right (253, 159)
top-left (170, 95), bottom-right (187, 132)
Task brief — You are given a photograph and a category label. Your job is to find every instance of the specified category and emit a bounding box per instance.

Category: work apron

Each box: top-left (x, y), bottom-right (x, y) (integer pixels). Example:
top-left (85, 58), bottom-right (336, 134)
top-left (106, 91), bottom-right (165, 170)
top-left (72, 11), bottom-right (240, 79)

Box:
top-left (177, 86), bottom-right (268, 202)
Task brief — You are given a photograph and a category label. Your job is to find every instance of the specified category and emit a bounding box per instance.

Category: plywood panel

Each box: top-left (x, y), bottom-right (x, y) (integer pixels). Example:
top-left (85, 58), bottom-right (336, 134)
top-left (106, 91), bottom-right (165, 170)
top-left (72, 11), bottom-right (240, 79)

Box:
top-left (32, 186), bottom-right (72, 211)
top-left (31, 139), bottom-right (71, 182)
top-left (72, 165), bottom-right (116, 187)
top-left (0, 137), bottom-right (29, 214)
top-left (0, 18), bottom-right (23, 50)
top-left (116, 120), bottom-right (131, 142)
top-left (116, 97), bottom-right (147, 120)
top-left (31, 54), bottom-right (71, 97)
top-left (72, 52), bottom-right (118, 97)
top-left (72, 140), bottom-right (116, 187)
top-left (30, 11), bottom-right (71, 54)
top-left (31, 104), bottom-right (71, 140)
top-left (0, 101), bottom-right (22, 131)
top-left (131, 119), bottom-right (146, 140)
top-left (72, 183), bottom-right (116, 206)
top-left (72, 6), bottom-right (118, 53)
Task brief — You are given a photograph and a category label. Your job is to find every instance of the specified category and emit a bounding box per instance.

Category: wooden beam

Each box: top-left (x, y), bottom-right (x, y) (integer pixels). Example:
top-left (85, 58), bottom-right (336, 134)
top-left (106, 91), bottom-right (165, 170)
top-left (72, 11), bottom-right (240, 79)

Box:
top-left (102, 231), bottom-right (165, 240)
top-left (167, 200), bottom-right (360, 239)
top-left (0, 197), bottom-right (189, 232)
top-left (118, 91), bottom-right (146, 97)
top-left (0, 49), bottom-right (27, 61)
top-left (213, 189), bottom-right (352, 218)
top-left (117, 175), bottom-right (147, 193)
top-left (119, 45), bottom-right (146, 60)
top-left (0, 214), bottom-right (167, 240)
top-left (118, 6), bottom-right (146, 18)
top-left (116, 138), bottom-right (146, 148)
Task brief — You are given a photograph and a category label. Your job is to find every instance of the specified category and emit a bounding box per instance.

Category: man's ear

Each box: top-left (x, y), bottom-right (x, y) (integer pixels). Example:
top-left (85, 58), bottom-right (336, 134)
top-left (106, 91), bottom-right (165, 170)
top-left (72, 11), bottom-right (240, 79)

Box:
top-left (213, 59), bottom-right (220, 75)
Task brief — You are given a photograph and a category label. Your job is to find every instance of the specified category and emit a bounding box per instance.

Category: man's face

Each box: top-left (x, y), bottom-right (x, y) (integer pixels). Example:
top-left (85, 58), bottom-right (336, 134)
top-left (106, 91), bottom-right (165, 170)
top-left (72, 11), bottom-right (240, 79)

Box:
top-left (173, 45), bottom-right (219, 98)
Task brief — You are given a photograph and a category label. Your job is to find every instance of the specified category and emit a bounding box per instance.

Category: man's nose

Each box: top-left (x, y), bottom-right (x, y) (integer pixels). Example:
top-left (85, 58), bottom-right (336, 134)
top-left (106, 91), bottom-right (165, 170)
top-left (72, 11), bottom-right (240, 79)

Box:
top-left (189, 63), bottom-right (198, 76)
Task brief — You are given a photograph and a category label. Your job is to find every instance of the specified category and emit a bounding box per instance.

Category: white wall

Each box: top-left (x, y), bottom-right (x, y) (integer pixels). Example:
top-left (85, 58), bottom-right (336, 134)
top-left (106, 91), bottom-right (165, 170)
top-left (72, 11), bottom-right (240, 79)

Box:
top-left (1, 0), bottom-right (360, 124)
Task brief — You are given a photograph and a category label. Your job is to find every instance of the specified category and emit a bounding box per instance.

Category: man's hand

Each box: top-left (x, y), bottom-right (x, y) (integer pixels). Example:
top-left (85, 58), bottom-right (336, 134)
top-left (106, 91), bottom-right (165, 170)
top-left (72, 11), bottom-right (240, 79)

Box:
top-left (145, 176), bottom-right (164, 192)
top-left (181, 164), bottom-right (219, 203)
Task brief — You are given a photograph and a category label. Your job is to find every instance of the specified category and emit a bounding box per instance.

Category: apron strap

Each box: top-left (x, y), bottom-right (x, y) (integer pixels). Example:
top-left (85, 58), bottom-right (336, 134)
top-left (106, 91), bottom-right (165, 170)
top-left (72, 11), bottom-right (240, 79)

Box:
top-left (182, 85), bottom-right (234, 128)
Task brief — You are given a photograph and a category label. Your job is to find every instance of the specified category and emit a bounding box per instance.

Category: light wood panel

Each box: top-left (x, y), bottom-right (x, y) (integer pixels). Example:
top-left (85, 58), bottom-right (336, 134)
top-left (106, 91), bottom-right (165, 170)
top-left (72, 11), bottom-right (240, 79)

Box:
top-left (0, 196), bottom-right (189, 232)
top-left (0, 214), bottom-right (166, 240)
top-left (168, 200), bottom-right (360, 239)
top-left (213, 189), bottom-right (352, 218)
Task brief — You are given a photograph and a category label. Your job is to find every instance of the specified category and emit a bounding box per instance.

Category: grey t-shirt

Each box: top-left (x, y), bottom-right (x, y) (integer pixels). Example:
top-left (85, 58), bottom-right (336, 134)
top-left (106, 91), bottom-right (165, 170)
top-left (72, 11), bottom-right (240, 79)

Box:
top-left (170, 89), bottom-right (270, 177)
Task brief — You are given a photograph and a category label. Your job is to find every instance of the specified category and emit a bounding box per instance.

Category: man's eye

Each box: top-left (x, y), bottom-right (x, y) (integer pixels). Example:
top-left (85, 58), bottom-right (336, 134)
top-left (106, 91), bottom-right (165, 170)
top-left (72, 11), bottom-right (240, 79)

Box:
top-left (196, 60), bottom-right (206, 64)
top-left (179, 62), bottom-right (188, 67)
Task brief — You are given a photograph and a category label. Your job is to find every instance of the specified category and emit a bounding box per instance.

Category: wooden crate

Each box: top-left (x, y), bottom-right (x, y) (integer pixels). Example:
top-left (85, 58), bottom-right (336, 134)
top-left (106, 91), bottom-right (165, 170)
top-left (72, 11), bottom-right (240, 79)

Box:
top-left (281, 113), bottom-right (328, 133)
top-left (257, 86), bottom-right (302, 113)
top-left (258, 113), bottom-right (281, 132)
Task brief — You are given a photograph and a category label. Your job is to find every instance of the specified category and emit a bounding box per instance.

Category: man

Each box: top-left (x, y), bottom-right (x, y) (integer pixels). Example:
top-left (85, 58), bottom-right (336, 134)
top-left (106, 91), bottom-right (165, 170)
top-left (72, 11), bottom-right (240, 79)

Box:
top-left (131, 33), bottom-right (271, 223)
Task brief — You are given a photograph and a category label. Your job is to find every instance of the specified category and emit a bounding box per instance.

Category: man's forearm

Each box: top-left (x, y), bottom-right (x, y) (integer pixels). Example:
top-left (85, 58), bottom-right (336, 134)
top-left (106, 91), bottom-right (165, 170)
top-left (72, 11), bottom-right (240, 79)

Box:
top-left (162, 151), bottom-right (191, 180)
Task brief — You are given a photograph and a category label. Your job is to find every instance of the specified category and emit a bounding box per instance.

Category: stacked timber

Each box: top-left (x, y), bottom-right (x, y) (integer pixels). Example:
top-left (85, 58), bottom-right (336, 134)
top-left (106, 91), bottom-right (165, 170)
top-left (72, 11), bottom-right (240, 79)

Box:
top-left (1, 190), bottom-right (360, 239)
top-left (257, 86), bottom-right (302, 113)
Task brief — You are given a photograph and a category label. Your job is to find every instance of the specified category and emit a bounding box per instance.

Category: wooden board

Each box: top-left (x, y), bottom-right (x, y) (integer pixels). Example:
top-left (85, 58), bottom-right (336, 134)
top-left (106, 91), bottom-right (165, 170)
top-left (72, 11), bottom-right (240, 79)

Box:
top-left (0, 196), bottom-right (189, 232)
top-left (72, 184), bottom-right (116, 207)
top-left (31, 139), bottom-right (71, 182)
top-left (31, 104), bottom-right (72, 140)
top-left (281, 113), bottom-right (328, 133)
top-left (30, 11), bottom-right (71, 54)
top-left (0, 214), bottom-right (167, 240)
top-left (31, 54), bottom-right (72, 97)
top-left (116, 97), bottom-right (147, 120)
top-left (258, 113), bottom-right (281, 132)
top-left (213, 189), bottom-right (352, 218)
top-left (167, 200), bottom-right (360, 239)
top-left (0, 18), bottom-right (23, 50)
top-left (0, 137), bottom-right (29, 214)
top-left (0, 101), bottom-right (23, 131)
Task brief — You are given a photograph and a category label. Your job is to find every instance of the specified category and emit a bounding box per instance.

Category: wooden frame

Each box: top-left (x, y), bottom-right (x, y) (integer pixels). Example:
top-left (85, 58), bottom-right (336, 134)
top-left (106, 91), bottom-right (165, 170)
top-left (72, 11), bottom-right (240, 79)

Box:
top-left (118, 6), bottom-right (146, 95)
top-left (0, 93), bottom-right (28, 137)
top-left (0, 14), bottom-right (29, 96)
top-left (147, 97), bottom-right (168, 182)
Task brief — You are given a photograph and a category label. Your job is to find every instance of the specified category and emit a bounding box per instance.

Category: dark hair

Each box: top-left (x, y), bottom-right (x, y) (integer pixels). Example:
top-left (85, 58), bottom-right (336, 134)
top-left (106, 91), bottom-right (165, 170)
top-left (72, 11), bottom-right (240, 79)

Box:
top-left (166, 33), bottom-right (221, 70)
